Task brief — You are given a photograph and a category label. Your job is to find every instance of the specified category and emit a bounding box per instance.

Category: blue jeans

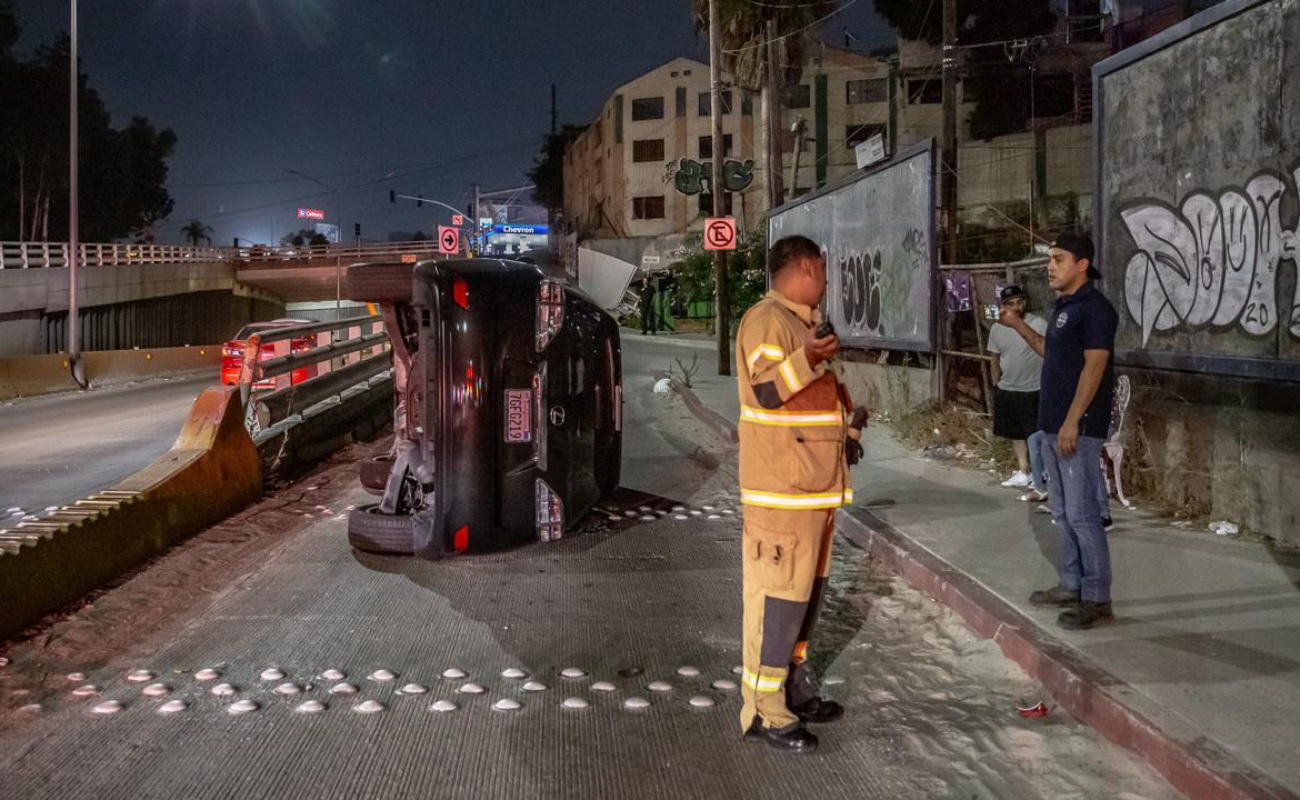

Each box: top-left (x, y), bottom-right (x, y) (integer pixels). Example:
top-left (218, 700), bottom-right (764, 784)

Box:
top-left (1029, 430), bottom-right (1110, 518)
top-left (1041, 434), bottom-right (1112, 603)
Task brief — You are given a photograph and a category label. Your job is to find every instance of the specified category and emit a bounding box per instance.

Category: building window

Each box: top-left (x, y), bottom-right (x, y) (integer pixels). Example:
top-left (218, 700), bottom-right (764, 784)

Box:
top-left (846, 78), bottom-right (888, 105)
top-left (699, 193), bottom-right (734, 215)
top-left (632, 139), bottom-right (666, 162)
top-left (741, 91), bottom-right (753, 115)
top-left (683, 69), bottom-right (692, 76)
top-left (633, 196), bottom-right (666, 220)
top-left (787, 83), bottom-right (812, 109)
top-left (698, 90), bottom-right (733, 116)
top-left (698, 134), bottom-right (733, 160)
top-left (631, 96), bottom-right (664, 121)
top-left (845, 123), bottom-right (887, 150)
top-left (670, 71), bottom-right (679, 78)
top-left (908, 78), bottom-right (942, 105)
top-left (676, 86), bottom-right (687, 117)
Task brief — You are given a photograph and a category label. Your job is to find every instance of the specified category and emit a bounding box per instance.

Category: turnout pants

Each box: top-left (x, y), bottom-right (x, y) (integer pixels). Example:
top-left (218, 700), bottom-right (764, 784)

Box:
top-left (739, 506), bottom-right (835, 732)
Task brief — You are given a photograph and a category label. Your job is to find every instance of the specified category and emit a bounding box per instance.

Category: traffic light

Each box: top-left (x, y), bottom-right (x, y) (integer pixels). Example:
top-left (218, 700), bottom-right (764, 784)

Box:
top-left (389, 190), bottom-right (396, 204)
top-left (354, 223), bottom-right (361, 238)
top-left (417, 195), bottom-right (424, 208)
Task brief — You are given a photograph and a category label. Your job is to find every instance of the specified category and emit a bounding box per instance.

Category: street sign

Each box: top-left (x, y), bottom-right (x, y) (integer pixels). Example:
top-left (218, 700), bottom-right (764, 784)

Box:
top-left (401, 253), bottom-right (418, 263)
top-left (479, 218), bottom-right (493, 229)
top-left (704, 217), bottom-right (737, 251)
top-left (438, 225), bottom-right (460, 255)
top-left (451, 214), bottom-right (465, 226)
top-left (297, 208), bottom-right (326, 221)
top-left (492, 224), bottom-right (550, 236)
top-left (854, 133), bottom-right (887, 169)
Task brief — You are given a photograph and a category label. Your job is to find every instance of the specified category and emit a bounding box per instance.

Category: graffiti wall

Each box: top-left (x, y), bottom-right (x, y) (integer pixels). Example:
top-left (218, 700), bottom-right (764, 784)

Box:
top-left (1096, 0), bottom-right (1300, 379)
top-left (768, 141), bottom-right (936, 351)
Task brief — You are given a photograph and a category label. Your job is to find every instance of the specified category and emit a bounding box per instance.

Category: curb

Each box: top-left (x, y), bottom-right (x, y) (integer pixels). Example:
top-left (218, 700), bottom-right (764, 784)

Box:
top-left (653, 372), bottom-right (738, 445)
top-left (621, 329), bottom-right (729, 353)
top-left (669, 379), bottom-right (1294, 800)
top-left (836, 509), bottom-right (1298, 800)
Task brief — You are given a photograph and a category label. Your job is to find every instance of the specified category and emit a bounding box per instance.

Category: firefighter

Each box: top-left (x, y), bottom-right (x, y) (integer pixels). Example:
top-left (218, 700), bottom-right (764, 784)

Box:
top-left (736, 234), bottom-right (863, 753)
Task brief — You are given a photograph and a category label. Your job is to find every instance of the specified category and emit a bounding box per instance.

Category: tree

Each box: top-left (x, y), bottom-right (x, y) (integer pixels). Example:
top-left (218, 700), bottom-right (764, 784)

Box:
top-left (0, 8), bottom-right (177, 242)
top-left (180, 220), bottom-right (213, 247)
top-left (873, 0), bottom-right (1057, 139)
top-left (528, 124), bottom-right (587, 231)
top-left (281, 229), bottom-right (328, 248)
top-left (693, 0), bottom-right (837, 206)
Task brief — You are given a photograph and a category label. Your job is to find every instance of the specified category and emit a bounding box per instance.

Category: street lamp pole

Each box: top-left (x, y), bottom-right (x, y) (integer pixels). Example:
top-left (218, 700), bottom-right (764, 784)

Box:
top-left (68, 0), bottom-right (85, 388)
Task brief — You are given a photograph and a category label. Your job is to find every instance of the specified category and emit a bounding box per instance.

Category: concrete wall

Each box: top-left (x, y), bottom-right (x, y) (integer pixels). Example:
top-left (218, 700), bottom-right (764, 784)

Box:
top-left (0, 261), bottom-right (283, 356)
top-left (839, 359), bottom-right (939, 420)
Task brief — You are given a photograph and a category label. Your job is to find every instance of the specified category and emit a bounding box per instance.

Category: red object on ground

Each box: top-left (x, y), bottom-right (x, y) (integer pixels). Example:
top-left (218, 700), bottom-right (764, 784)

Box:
top-left (1017, 702), bottom-right (1051, 718)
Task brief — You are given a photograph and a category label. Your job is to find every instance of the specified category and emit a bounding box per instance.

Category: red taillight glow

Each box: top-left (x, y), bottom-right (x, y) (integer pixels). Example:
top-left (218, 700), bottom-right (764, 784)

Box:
top-left (454, 525), bottom-right (469, 552)
top-left (454, 277), bottom-right (469, 309)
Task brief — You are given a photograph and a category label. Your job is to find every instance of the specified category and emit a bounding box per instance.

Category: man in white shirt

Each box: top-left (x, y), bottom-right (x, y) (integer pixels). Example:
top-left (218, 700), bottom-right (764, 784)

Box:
top-left (987, 286), bottom-right (1048, 490)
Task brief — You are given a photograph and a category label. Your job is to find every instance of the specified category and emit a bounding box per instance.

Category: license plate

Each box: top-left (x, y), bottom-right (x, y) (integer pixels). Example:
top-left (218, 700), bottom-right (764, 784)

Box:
top-left (505, 389), bottom-right (532, 443)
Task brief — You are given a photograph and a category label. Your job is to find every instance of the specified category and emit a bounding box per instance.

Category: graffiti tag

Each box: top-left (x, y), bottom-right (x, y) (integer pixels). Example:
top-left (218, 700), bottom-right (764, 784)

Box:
top-left (673, 158), bottom-right (756, 196)
top-left (1119, 167), bottom-right (1300, 345)
top-left (839, 249), bottom-right (884, 336)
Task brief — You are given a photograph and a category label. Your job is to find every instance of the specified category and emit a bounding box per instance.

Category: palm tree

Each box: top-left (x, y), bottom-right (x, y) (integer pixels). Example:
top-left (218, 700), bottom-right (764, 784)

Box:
top-left (693, 0), bottom-right (836, 208)
top-left (180, 220), bottom-right (213, 247)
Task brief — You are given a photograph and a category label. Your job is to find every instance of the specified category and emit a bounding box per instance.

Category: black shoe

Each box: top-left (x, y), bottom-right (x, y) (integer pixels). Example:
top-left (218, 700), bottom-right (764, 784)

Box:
top-left (1058, 601), bottom-right (1114, 630)
top-left (1029, 585), bottom-right (1081, 607)
top-left (1102, 517), bottom-right (1114, 532)
top-left (789, 696), bottom-right (845, 724)
top-left (745, 719), bottom-right (819, 752)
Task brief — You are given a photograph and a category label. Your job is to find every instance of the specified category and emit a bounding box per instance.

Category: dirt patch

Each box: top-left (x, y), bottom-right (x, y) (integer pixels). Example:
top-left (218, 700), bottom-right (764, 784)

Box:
top-left (0, 434), bottom-right (389, 734)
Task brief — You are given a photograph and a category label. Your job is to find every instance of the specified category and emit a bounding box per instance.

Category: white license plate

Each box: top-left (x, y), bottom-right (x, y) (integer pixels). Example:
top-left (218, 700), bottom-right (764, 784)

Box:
top-left (505, 389), bottom-right (532, 443)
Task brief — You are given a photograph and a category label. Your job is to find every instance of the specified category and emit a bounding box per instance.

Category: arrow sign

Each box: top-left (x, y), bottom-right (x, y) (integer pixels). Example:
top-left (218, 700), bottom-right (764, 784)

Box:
top-left (704, 217), bottom-right (737, 251)
top-left (438, 225), bottom-right (460, 255)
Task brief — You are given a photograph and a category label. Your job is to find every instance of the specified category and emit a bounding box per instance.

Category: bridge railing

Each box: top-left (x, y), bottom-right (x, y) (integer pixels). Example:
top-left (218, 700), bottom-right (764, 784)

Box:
top-left (2, 239), bottom-right (447, 269)
top-left (1, 241), bottom-right (228, 269)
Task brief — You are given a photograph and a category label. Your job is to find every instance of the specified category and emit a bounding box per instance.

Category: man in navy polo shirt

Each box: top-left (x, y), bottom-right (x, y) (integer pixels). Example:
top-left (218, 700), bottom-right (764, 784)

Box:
top-left (999, 233), bottom-right (1118, 630)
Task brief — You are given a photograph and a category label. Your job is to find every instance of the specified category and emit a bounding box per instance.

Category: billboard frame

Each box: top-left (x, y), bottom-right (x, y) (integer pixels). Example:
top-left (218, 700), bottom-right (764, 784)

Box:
top-left (1091, 0), bottom-right (1300, 383)
top-left (767, 138), bottom-right (938, 353)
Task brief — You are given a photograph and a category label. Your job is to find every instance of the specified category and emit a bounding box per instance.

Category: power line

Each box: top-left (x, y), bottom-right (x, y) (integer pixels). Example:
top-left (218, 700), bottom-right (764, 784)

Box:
top-left (723, 0), bottom-right (860, 55)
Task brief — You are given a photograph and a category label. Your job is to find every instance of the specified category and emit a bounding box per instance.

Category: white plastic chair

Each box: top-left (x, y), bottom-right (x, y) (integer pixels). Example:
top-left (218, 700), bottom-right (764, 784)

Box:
top-left (1102, 374), bottom-right (1132, 508)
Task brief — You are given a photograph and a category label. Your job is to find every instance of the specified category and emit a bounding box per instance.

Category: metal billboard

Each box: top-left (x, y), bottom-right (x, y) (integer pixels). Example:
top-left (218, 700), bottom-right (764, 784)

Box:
top-left (768, 140), bottom-right (936, 352)
top-left (1094, 0), bottom-right (1300, 382)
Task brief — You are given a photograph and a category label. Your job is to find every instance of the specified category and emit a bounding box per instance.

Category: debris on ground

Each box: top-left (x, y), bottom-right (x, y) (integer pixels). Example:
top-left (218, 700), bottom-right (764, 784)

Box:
top-left (653, 377), bottom-right (673, 393)
top-left (1209, 520), bottom-right (1240, 537)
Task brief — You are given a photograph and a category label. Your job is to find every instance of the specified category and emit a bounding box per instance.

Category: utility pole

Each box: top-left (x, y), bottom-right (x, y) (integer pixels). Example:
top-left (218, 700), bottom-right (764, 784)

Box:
top-left (941, 0), bottom-right (959, 266)
top-left (550, 83), bottom-right (558, 135)
top-left (473, 184), bottom-right (481, 255)
top-left (68, 0), bottom-right (85, 388)
top-left (765, 16), bottom-right (785, 211)
top-left (708, 0), bottom-right (732, 375)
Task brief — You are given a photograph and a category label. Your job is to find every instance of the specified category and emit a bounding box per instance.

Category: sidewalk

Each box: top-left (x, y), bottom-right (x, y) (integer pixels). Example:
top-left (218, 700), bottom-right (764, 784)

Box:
top-left (676, 367), bottom-right (1300, 800)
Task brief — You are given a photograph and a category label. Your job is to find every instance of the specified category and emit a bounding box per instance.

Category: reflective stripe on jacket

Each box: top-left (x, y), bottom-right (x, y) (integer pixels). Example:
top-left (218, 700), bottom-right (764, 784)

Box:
top-left (735, 290), bottom-right (851, 509)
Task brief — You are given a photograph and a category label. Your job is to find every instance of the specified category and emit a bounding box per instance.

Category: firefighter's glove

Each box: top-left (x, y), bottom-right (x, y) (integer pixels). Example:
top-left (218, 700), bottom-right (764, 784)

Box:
top-left (846, 436), bottom-right (864, 467)
top-left (850, 406), bottom-right (870, 431)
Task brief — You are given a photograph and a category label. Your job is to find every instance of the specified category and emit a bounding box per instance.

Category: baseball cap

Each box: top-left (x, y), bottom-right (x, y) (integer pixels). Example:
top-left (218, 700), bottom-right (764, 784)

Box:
top-left (1050, 233), bottom-right (1101, 280)
top-left (999, 285), bottom-right (1027, 302)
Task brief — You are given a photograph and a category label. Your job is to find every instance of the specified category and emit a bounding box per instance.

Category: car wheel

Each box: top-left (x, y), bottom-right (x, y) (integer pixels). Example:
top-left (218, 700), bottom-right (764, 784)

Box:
top-left (347, 263), bottom-right (415, 304)
top-left (359, 455), bottom-right (394, 495)
top-left (347, 504), bottom-right (415, 554)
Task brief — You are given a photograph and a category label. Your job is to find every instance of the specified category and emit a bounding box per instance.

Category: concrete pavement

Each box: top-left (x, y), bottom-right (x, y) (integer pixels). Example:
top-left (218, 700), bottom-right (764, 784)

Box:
top-left (0, 373), bottom-right (215, 520)
top-left (0, 336), bottom-right (1180, 800)
top-left (651, 331), bottom-right (1300, 799)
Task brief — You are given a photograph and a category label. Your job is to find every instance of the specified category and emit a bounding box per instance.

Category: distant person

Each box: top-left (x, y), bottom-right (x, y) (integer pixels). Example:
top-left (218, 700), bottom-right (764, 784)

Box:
top-left (638, 278), bottom-right (657, 336)
top-left (999, 233), bottom-right (1118, 630)
top-left (734, 235), bottom-right (866, 753)
top-left (987, 285), bottom-right (1047, 492)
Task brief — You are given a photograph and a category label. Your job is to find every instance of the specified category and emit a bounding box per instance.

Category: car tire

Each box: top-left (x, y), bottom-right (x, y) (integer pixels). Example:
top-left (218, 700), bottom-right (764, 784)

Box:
top-left (347, 263), bottom-right (415, 304)
top-left (359, 455), bottom-right (394, 495)
top-left (347, 504), bottom-right (414, 554)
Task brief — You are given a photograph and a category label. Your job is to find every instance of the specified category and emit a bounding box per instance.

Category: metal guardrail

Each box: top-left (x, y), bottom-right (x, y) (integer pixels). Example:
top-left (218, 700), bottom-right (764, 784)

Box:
top-left (1, 239), bottom-right (445, 269)
top-left (235, 313), bottom-right (390, 433)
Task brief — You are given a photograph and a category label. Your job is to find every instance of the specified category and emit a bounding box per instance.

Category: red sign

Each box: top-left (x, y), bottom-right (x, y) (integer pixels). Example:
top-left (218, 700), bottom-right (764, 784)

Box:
top-left (297, 208), bottom-right (326, 221)
top-left (400, 253), bottom-right (418, 263)
top-left (704, 217), bottom-right (737, 251)
top-left (438, 225), bottom-right (460, 255)
top-left (451, 214), bottom-right (465, 227)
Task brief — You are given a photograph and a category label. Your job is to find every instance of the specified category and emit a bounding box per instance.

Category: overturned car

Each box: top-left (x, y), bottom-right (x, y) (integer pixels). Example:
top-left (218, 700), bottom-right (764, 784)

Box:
top-left (347, 256), bottom-right (622, 559)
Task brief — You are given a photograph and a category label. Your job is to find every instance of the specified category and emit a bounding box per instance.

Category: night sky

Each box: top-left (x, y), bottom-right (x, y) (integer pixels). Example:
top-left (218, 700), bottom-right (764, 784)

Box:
top-left (10, 1), bottom-right (895, 246)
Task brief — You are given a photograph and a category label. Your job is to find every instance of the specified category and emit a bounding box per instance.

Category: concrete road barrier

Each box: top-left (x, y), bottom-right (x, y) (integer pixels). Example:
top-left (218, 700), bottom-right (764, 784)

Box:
top-left (0, 345), bottom-right (220, 401)
top-left (0, 387), bottom-right (261, 641)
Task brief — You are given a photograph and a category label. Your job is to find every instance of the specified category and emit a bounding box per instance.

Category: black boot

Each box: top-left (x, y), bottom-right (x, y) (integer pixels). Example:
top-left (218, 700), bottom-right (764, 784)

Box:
top-left (1029, 585), bottom-right (1080, 607)
top-left (789, 696), bottom-right (845, 724)
top-left (745, 719), bottom-right (819, 752)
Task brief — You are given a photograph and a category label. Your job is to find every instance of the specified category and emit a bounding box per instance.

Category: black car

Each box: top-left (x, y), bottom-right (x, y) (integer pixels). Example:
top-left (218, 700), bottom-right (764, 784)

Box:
top-left (346, 256), bottom-right (622, 559)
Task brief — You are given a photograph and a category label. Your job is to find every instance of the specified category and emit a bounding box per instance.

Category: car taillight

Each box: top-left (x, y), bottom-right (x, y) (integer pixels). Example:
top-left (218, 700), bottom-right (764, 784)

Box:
top-left (535, 478), bottom-right (563, 542)
top-left (222, 343), bottom-right (244, 358)
top-left (535, 280), bottom-right (564, 352)
top-left (291, 338), bottom-right (313, 353)
top-left (454, 277), bottom-right (469, 310)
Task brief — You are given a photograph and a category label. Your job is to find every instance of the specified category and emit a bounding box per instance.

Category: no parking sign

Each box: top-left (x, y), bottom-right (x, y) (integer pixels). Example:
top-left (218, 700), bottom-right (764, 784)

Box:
top-left (704, 217), bottom-right (737, 251)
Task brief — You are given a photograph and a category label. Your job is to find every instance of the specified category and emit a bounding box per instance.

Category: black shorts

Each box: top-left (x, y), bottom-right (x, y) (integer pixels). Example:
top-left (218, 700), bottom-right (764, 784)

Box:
top-left (993, 389), bottom-right (1040, 441)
